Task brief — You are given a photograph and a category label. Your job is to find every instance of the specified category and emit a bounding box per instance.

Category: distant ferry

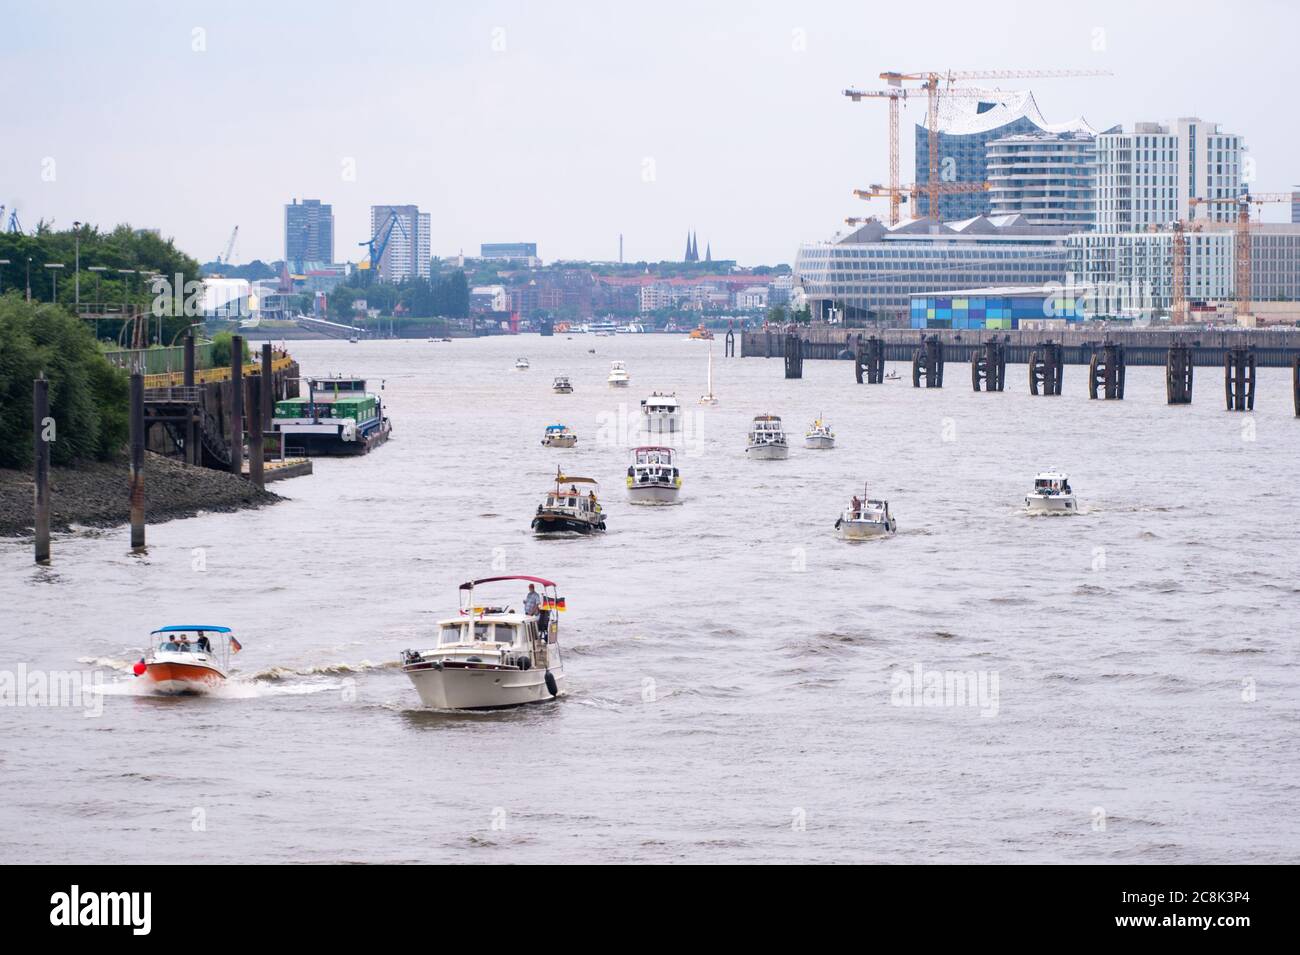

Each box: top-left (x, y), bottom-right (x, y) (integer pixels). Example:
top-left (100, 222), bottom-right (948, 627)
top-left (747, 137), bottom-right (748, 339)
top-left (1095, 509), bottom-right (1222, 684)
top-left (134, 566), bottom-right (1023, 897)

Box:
top-left (587, 320), bottom-right (619, 335)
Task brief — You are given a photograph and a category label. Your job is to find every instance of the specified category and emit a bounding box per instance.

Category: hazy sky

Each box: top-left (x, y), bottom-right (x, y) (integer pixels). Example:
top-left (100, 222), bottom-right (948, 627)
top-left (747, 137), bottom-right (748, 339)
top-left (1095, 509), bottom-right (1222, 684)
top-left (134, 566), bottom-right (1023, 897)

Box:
top-left (3, 0), bottom-right (1295, 266)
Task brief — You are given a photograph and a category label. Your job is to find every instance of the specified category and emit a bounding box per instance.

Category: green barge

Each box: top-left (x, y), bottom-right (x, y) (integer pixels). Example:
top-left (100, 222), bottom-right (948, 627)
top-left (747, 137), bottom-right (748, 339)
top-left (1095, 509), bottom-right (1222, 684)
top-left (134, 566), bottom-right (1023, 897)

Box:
top-left (271, 375), bottom-right (392, 456)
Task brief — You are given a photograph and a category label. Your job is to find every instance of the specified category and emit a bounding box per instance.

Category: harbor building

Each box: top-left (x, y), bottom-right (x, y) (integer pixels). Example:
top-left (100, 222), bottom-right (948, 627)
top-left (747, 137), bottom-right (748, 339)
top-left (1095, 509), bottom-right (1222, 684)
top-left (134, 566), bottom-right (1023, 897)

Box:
top-left (794, 215), bottom-right (1073, 324)
top-left (986, 131), bottom-right (1103, 230)
top-left (909, 285), bottom-right (1087, 329)
top-left (370, 205), bottom-right (431, 282)
top-left (1094, 119), bottom-right (1244, 232)
top-left (284, 198), bottom-right (334, 268)
top-left (914, 90), bottom-right (1099, 220)
top-left (481, 242), bottom-right (539, 266)
top-left (1067, 223), bottom-right (1300, 323)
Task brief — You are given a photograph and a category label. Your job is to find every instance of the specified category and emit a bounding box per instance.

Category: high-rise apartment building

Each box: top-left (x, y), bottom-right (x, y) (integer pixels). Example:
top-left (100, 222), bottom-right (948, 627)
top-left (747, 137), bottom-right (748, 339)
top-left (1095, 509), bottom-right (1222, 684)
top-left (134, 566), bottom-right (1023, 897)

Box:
top-left (986, 131), bottom-right (1100, 229)
top-left (284, 198), bottom-right (334, 266)
top-left (1094, 118), bottom-right (1244, 232)
top-left (369, 205), bottom-right (431, 282)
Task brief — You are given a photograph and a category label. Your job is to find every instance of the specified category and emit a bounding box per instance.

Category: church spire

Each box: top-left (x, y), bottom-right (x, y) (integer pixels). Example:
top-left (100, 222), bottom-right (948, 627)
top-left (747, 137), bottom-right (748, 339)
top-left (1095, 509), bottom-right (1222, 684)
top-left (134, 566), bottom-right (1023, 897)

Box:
top-left (684, 231), bottom-right (693, 262)
top-left (705, 241), bottom-right (711, 263)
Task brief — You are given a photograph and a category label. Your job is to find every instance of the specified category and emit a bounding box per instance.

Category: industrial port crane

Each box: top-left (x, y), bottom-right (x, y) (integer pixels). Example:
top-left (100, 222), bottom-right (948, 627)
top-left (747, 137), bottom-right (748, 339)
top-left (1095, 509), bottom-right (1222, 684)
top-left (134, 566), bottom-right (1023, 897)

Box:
top-left (217, 225), bottom-right (239, 266)
top-left (358, 212), bottom-right (409, 282)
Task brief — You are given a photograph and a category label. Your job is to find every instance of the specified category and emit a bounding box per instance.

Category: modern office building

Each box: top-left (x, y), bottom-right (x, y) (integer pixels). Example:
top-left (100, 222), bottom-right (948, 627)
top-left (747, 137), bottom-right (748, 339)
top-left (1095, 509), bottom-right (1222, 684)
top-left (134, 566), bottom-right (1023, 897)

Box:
top-left (794, 215), bottom-right (1073, 323)
top-left (1067, 223), bottom-right (1300, 321)
top-left (1094, 119), bottom-right (1244, 232)
top-left (986, 131), bottom-right (1102, 229)
top-left (369, 205), bottom-right (431, 282)
top-left (481, 242), bottom-right (539, 266)
top-left (284, 199), bottom-right (334, 267)
top-left (914, 90), bottom-right (1098, 220)
top-left (1292, 189), bottom-right (1300, 224)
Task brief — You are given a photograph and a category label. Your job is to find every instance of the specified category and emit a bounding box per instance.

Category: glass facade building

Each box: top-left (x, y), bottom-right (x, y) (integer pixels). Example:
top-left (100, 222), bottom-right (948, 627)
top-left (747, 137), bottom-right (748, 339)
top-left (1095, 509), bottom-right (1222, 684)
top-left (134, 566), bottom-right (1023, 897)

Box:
top-left (794, 216), bottom-right (1072, 323)
top-left (914, 90), bottom-right (1099, 220)
top-left (284, 198), bottom-right (334, 268)
top-left (986, 132), bottom-right (1099, 229)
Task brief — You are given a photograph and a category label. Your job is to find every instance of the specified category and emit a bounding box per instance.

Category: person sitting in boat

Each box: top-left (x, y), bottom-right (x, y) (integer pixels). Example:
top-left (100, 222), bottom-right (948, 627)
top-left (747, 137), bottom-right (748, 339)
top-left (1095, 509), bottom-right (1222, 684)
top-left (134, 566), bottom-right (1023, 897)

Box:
top-left (161, 639), bottom-right (180, 651)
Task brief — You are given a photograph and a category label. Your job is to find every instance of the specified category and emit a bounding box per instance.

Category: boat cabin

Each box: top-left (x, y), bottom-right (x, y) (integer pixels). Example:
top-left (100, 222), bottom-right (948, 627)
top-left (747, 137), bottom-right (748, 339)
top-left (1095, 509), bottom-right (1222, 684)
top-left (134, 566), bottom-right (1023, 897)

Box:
top-left (629, 446), bottom-right (678, 484)
top-left (750, 415), bottom-right (786, 442)
top-left (641, 393), bottom-right (680, 414)
top-left (1033, 472), bottom-right (1072, 495)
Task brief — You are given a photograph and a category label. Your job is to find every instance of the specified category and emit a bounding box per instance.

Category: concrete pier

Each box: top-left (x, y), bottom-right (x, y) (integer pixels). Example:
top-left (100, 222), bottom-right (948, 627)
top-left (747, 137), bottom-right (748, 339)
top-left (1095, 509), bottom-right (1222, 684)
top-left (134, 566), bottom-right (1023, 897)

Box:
top-left (33, 376), bottom-right (50, 564)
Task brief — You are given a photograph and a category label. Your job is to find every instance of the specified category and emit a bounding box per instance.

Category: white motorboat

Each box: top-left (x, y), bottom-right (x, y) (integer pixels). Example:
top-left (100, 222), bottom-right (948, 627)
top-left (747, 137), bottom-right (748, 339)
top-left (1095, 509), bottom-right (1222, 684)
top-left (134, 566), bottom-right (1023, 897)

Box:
top-left (134, 625), bottom-right (242, 695)
top-left (532, 470), bottom-right (606, 535)
top-left (699, 342), bottom-right (718, 405)
top-left (540, 423), bottom-right (577, 448)
top-left (608, 361), bottom-right (631, 388)
top-left (640, 392), bottom-right (682, 433)
top-left (400, 575), bottom-right (565, 710)
top-left (804, 416), bottom-right (835, 449)
top-left (746, 414), bottom-right (789, 459)
top-left (552, 376), bottom-right (574, 394)
top-left (835, 486), bottom-right (896, 540)
top-left (515, 357), bottom-right (530, 370)
top-left (1025, 468), bottom-right (1077, 515)
top-left (627, 446), bottom-right (681, 505)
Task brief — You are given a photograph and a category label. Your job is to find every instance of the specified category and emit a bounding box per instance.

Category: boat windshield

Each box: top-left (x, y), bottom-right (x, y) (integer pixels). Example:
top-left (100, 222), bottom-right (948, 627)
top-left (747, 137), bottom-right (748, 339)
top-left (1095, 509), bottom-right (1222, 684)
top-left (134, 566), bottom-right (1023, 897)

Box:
top-left (439, 624), bottom-right (465, 645)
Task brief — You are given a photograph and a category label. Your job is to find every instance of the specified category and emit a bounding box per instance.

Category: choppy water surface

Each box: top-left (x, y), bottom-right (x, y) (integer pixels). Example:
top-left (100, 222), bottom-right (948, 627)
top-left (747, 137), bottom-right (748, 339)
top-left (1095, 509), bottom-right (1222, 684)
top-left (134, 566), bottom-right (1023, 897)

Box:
top-left (3, 335), bottom-right (1298, 863)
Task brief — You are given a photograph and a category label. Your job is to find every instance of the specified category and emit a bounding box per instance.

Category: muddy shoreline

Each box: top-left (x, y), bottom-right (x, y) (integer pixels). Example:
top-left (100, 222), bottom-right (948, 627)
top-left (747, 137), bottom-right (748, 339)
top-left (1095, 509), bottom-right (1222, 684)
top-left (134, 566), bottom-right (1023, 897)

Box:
top-left (0, 453), bottom-right (281, 537)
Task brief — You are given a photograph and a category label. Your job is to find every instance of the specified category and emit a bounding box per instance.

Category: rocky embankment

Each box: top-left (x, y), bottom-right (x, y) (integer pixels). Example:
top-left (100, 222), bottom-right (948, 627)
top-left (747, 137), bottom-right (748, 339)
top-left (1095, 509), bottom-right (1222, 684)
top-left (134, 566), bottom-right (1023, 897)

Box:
top-left (0, 453), bottom-right (280, 537)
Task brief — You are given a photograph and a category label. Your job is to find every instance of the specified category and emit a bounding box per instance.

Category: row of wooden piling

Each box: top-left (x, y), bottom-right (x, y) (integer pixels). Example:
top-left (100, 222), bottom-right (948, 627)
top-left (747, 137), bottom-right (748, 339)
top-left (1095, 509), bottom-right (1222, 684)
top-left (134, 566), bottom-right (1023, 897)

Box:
top-left (33, 333), bottom-right (279, 565)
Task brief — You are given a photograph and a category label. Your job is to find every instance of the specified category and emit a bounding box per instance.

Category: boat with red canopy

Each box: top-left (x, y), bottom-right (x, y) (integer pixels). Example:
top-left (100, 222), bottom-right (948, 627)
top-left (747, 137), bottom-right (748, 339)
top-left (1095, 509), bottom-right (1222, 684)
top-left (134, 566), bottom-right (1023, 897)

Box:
top-left (400, 575), bottom-right (566, 710)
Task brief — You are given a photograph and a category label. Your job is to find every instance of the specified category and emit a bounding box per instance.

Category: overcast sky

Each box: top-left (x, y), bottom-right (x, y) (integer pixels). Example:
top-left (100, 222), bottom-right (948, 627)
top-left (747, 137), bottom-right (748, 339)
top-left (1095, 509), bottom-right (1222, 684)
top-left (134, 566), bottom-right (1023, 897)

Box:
top-left (3, 0), bottom-right (1295, 267)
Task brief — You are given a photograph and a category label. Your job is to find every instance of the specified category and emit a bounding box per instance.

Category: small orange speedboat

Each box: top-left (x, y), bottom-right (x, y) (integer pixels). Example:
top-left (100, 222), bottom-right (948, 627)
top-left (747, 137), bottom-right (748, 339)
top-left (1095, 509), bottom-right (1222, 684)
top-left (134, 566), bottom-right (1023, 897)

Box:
top-left (133, 626), bottom-right (242, 695)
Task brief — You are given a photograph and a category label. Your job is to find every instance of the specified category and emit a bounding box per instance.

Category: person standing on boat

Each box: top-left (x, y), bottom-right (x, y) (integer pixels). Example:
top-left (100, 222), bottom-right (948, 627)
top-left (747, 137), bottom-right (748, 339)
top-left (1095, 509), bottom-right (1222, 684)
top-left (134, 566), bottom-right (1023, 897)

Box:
top-left (524, 584), bottom-right (541, 618)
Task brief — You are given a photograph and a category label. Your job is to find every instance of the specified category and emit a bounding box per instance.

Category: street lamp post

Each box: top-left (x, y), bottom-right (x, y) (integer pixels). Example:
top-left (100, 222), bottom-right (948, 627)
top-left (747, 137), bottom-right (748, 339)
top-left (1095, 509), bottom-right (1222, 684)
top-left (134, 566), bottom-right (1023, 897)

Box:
top-left (45, 263), bottom-right (65, 302)
top-left (87, 265), bottom-right (107, 338)
top-left (73, 221), bottom-right (82, 311)
top-left (26, 257), bottom-right (32, 301)
top-left (118, 269), bottom-right (137, 347)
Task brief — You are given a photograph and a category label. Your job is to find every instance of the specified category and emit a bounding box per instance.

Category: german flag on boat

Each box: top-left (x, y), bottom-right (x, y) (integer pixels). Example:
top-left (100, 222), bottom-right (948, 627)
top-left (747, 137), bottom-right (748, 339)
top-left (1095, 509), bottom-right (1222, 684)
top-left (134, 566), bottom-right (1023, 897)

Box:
top-left (542, 596), bottom-right (566, 612)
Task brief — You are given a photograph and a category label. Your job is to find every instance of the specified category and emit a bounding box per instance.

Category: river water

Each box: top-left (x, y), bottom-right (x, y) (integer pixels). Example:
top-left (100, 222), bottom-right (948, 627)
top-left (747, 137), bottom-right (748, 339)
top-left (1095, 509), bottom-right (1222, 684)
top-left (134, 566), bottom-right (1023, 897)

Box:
top-left (3, 334), bottom-right (1298, 863)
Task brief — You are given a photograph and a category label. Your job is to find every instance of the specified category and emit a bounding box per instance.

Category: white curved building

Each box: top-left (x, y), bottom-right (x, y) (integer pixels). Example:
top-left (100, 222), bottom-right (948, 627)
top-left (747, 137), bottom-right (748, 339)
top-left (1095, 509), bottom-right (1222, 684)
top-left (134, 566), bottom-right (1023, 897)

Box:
top-left (986, 131), bottom-right (1099, 230)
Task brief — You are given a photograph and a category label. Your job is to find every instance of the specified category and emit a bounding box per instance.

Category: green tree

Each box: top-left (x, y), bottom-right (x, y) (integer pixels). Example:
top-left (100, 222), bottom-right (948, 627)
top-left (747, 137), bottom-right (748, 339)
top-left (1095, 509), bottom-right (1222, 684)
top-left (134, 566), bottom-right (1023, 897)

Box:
top-left (0, 294), bottom-right (129, 468)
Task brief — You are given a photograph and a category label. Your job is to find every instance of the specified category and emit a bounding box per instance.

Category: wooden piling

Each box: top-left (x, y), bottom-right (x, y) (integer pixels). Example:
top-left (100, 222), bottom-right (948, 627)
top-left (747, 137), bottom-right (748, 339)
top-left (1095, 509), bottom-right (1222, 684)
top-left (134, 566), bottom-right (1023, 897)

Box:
top-left (230, 335), bottom-right (244, 474)
top-left (247, 375), bottom-right (264, 489)
top-left (1224, 346), bottom-right (1255, 411)
top-left (183, 333), bottom-right (197, 465)
top-left (33, 376), bottom-right (51, 564)
top-left (856, 335), bottom-right (885, 384)
top-left (1088, 340), bottom-right (1126, 400)
top-left (1293, 355), bottom-right (1299, 417)
top-left (911, 335), bottom-right (944, 388)
top-left (1166, 343), bottom-right (1194, 404)
top-left (129, 372), bottom-right (145, 552)
top-left (971, 340), bottom-right (1006, 392)
top-left (1029, 340), bottom-right (1063, 396)
top-left (784, 333), bottom-right (804, 378)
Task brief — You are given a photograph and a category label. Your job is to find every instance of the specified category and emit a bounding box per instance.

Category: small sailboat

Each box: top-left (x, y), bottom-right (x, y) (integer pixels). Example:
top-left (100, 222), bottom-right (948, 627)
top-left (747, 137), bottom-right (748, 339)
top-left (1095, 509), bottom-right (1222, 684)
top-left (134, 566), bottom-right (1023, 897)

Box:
top-left (133, 625), bottom-right (242, 695)
top-left (699, 342), bottom-right (718, 405)
top-left (805, 417), bottom-right (835, 449)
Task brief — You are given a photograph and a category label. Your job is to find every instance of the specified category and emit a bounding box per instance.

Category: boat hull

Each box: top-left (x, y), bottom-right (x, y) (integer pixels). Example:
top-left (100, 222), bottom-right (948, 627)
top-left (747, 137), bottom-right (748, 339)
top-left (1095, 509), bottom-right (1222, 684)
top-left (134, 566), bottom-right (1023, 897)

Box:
top-left (608, 380), bottom-right (630, 388)
top-left (746, 443), bottom-right (789, 460)
top-left (531, 513), bottom-right (605, 534)
top-left (837, 520), bottom-right (895, 540)
top-left (143, 661), bottom-right (225, 695)
top-left (628, 484), bottom-right (680, 505)
top-left (404, 664), bottom-right (564, 710)
top-left (275, 420), bottom-right (391, 456)
top-left (804, 435), bottom-right (835, 449)
top-left (1025, 495), bottom-right (1077, 515)
top-left (541, 436), bottom-right (577, 448)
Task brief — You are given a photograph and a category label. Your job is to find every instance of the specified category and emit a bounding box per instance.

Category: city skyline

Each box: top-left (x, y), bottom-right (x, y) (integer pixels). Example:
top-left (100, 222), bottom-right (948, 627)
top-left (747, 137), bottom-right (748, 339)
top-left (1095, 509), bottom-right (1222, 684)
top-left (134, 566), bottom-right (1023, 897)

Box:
top-left (2, 0), bottom-right (1296, 267)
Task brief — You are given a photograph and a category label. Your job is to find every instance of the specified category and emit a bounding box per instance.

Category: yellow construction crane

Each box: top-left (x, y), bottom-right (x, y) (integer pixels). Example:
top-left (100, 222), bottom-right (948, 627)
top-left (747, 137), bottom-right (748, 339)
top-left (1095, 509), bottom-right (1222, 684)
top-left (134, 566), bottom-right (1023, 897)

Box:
top-left (1176, 193), bottom-right (1291, 323)
top-left (853, 69), bottom-right (1111, 222)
